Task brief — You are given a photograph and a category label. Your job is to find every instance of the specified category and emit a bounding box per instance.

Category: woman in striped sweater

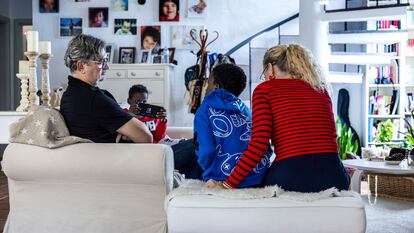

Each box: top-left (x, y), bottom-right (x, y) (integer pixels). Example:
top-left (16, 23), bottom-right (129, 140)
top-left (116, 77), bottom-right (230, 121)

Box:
top-left (206, 44), bottom-right (349, 192)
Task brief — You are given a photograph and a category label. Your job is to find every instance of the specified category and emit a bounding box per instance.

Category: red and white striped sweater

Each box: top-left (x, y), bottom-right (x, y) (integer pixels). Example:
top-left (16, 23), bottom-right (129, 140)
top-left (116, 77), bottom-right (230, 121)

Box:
top-left (224, 79), bottom-right (338, 188)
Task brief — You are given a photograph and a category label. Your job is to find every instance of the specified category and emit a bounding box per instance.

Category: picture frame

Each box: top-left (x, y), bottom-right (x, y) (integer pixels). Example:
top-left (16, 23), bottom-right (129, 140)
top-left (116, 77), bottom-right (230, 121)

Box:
top-left (152, 55), bottom-right (162, 64)
top-left (159, 0), bottom-right (180, 22)
top-left (89, 7), bottom-right (109, 28)
top-left (158, 47), bottom-right (175, 63)
top-left (105, 43), bottom-right (116, 63)
top-left (59, 18), bottom-right (83, 37)
top-left (171, 25), bottom-right (204, 50)
top-left (110, 0), bottom-right (128, 11)
top-left (187, 0), bottom-right (207, 18)
top-left (118, 47), bottom-right (136, 64)
top-left (139, 49), bottom-right (152, 63)
top-left (39, 0), bottom-right (59, 13)
top-left (140, 26), bottom-right (161, 50)
top-left (114, 19), bottom-right (137, 35)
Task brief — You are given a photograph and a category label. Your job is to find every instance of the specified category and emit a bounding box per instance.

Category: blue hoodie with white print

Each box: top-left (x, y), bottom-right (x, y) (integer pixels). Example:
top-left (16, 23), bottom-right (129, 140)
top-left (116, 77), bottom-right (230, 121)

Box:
top-left (194, 88), bottom-right (272, 187)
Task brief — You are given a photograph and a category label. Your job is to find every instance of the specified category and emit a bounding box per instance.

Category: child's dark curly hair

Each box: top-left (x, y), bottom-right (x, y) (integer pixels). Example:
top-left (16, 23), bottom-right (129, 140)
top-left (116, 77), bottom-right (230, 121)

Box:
top-left (128, 84), bottom-right (148, 100)
top-left (211, 63), bottom-right (246, 97)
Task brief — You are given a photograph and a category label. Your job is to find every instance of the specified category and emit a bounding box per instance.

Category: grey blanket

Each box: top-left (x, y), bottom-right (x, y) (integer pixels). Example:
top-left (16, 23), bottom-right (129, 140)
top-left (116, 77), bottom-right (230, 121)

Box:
top-left (9, 105), bottom-right (91, 148)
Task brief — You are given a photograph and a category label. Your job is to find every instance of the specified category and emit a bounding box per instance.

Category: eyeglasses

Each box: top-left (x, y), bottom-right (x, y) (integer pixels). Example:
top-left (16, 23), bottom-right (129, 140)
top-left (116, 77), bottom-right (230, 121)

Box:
top-left (89, 57), bottom-right (109, 68)
top-left (258, 67), bottom-right (267, 82)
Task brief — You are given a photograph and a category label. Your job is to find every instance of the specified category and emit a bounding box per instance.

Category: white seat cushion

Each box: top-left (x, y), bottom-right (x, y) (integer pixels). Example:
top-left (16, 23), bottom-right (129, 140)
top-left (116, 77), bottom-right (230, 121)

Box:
top-left (167, 194), bottom-right (366, 233)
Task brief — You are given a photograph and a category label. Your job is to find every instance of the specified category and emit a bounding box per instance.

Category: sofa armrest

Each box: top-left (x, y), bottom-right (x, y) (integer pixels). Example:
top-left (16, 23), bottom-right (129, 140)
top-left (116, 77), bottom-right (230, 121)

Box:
top-left (167, 127), bottom-right (193, 139)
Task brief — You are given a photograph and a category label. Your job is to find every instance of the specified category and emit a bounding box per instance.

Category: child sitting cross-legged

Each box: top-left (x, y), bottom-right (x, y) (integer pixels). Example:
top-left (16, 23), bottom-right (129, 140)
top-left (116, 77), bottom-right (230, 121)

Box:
top-left (194, 63), bottom-right (273, 188)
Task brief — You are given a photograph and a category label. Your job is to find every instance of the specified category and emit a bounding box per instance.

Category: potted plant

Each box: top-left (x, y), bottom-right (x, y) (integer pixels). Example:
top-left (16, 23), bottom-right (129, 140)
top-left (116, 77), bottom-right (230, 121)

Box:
top-left (400, 110), bottom-right (414, 163)
top-left (377, 119), bottom-right (394, 143)
top-left (336, 119), bottom-right (359, 160)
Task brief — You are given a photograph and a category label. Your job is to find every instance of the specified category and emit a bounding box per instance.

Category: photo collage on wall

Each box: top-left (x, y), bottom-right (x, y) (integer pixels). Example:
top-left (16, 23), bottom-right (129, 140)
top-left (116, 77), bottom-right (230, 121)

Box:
top-left (41, 0), bottom-right (208, 63)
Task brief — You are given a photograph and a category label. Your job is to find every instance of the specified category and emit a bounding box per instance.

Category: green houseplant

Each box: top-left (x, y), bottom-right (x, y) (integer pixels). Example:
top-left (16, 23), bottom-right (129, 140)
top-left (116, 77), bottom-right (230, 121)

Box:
top-left (377, 119), bottom-right (394, 143)
top-left (336, 119), bottom-right (359, 160)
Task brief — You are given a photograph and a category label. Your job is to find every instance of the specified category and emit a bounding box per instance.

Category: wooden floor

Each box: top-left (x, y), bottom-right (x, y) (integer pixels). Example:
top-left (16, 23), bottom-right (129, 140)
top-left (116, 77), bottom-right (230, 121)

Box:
top-left (0, 172), bottom-right (8, 232)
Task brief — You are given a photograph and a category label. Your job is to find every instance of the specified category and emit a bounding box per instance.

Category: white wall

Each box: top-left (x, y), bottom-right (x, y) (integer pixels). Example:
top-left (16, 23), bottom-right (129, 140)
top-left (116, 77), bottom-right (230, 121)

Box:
top-left (32, 0), bottom-right (299, 126)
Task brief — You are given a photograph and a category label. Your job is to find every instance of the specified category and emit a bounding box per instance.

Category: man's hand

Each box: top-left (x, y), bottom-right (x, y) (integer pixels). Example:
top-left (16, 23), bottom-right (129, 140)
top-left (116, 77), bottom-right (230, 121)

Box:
top-left (204, 179), bottom-right (224, 189)
top-left (156, 108), bottom-right (167, 122)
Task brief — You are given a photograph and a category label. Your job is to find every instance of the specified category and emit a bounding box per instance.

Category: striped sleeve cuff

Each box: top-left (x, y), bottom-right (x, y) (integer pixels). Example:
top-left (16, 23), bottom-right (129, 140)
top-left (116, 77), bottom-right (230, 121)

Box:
top-left (223, 180), bottom-right (234, 189)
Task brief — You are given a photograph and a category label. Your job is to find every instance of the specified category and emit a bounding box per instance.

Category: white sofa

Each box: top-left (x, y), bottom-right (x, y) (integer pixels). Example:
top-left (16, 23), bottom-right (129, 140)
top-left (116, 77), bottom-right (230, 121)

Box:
top-left (2, 127), bottom-right (366, 233)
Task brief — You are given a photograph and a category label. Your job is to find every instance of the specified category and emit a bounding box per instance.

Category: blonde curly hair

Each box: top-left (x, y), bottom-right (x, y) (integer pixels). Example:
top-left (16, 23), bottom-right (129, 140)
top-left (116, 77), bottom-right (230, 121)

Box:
top-left (263, 44), bottom-right (329, 92)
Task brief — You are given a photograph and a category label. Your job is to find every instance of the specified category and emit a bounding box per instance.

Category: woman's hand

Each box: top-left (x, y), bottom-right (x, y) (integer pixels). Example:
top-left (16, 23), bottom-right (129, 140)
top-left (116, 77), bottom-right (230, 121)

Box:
top-left (204, 179), bottom-right (224, 189)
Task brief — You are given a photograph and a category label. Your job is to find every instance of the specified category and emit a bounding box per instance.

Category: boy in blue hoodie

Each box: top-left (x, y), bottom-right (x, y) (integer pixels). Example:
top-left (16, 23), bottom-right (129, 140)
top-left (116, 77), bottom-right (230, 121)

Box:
top-left (194, 63), bottom-right (272, 188)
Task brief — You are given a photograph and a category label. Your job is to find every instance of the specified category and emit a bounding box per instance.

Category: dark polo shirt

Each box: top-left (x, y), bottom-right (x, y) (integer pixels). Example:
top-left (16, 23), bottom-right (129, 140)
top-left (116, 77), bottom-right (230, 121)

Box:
top-left (60, 76), bottom-right (132, 143)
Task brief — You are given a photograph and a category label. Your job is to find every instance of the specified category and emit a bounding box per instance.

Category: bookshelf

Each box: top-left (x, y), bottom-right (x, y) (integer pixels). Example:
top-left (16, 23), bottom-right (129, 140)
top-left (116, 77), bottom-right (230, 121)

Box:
top-left (364, 13), bottom-right (408, 147)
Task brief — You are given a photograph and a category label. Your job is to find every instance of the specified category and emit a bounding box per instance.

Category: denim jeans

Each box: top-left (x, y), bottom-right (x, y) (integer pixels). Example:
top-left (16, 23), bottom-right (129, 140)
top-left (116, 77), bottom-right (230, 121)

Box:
top-left (171, 139), bottom-right (203, 179)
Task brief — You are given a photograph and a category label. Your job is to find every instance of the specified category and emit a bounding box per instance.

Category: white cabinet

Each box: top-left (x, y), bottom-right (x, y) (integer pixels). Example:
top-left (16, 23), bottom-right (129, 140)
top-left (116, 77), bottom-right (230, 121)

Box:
top-left (98, 64), bottom-right (176, 123)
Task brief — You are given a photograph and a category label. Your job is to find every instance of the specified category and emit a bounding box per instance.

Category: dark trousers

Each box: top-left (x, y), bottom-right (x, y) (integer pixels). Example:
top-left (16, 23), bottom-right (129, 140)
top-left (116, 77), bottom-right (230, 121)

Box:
top-left (263, 153), bottom-right (350, 192)
top-left (171, 139), bottom-right (203, 179)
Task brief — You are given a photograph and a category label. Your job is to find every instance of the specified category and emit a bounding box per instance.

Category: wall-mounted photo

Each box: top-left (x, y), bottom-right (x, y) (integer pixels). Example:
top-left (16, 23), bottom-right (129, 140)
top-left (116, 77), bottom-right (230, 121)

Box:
top-left (105, 44), bottom-right (116, 63)
top-left (187, 0), bottom-right (206, 18)
top-left (171, 25), bottom-right (204, 50)
top-left (119, 47), bottom-right (136, 64)
top-left (89, 7), bottom-right (109, 28)
top-left (141, 26), bottom-right (161, 50)
top-left (60, 18), bottom-right (83, 37)
top-left (139, 49), bottom-right (152, 63)
top-left (159, 0), bottom-right (179, 22)
top-left (114, 19), bottom-right (137, 35)
top-left (111, 0), bottom-right (128, 11)
top-left (39, 0), bottom-right (59, 13)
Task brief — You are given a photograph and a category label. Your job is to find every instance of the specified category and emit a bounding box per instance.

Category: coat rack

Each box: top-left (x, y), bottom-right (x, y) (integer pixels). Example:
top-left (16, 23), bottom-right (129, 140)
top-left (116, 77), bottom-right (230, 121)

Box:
top-left (189, 29), bottom-right (219, 113)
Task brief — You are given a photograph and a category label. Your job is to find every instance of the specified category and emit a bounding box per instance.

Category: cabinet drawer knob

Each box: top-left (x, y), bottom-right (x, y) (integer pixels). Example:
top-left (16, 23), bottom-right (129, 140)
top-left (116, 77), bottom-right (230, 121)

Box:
top-left (116, 72), bottom-right (122, 77)
top-left (131, 72), bottom-right (136, 76)
top-left (155, 72), bottom-right (161, 76)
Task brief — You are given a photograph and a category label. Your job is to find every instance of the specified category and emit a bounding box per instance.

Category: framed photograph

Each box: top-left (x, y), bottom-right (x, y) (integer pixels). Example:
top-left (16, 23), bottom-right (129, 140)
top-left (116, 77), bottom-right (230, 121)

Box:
top-left (139, 49), bottom-right (152, 63)
top-left (114, 19), bottom-right (137, 35)
top-left (111, 0), bottom-right (128, 11)
top-left (39, 0), bottom-right (59, 13)
top-left (171, 25), bottom-right (204, 50)
top-left (119, 47), bottom-right (136, 64)
top-left (152, 55), bottom-right (162, 64)
top-left (187, 0), bottom-right (207, 18)
top-left (159, 0), bottom-right (179, 22)
top-left (158, 47), bottom-right (175, 63)
top-left (105, 44), bottom-right (116, 63)
top-left (140, 26), bottom-right (161, 50)
top-left (60, 18), bottom-right (82, 37)
top-left (89, 7), bottom-right (109, 28)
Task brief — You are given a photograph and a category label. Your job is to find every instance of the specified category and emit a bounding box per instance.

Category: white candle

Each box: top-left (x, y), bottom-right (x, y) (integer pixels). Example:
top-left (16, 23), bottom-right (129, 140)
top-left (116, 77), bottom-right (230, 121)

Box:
top-left (26, 31), bottom-right (39, 52)
top-left (39, 41), bottom-right (51, 54)
top-left (19, 60), bottom-right (29, 74)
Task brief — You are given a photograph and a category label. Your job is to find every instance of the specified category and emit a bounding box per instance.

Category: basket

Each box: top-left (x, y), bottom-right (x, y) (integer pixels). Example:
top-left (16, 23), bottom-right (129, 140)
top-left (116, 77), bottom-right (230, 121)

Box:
top-left (367, 172), bottom-right (414, 202)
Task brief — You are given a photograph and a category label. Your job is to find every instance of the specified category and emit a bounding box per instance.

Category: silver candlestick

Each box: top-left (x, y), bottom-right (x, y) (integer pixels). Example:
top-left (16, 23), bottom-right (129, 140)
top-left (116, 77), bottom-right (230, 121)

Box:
top-left (16, 73), bottom-right (30, 112)
top-left (39, 53), bottom-right (52, 106)
top-left (24, 51), bottom-right (40, 106)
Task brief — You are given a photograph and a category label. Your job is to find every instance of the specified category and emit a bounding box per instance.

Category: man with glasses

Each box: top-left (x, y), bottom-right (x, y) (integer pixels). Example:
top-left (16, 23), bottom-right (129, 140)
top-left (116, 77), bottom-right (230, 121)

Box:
top-left (60, 34), bottom-right (152, 143)
top-left (60, 34), bottom-right (199, 179)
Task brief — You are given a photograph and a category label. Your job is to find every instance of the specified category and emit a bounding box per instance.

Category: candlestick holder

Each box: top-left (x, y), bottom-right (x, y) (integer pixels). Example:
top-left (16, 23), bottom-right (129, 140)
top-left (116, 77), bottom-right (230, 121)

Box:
top-left (39, 53), bottom-right (52, 106)
top-left (24, 51), bottom-right (40, 106)
top-left (16, 73), bottom-right (30, 112)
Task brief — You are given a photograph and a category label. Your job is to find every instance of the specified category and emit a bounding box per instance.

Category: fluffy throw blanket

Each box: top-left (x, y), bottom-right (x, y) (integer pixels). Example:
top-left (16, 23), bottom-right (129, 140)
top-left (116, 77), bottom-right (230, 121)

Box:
top-left (168, 179), bottom-right (360, 202)
top-left (9, 105), bottom-right (91, 148)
